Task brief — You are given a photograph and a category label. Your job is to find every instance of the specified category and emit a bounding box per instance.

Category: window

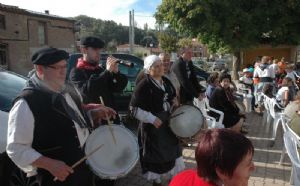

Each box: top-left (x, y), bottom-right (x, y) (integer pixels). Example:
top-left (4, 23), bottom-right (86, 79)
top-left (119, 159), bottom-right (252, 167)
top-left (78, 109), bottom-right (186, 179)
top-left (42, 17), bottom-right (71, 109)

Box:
top-left (38, 22), bottom-right (47, 45)
top-left (0, 43), bottom-right (8, 67)
top-left (0, 14), bottom-right (5, 29)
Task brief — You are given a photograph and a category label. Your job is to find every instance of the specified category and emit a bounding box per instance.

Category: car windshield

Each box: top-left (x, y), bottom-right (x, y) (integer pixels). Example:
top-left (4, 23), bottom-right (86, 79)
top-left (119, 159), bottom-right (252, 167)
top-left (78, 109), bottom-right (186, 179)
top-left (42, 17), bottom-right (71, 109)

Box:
top-left (0, 71), bottom-right (26, 112)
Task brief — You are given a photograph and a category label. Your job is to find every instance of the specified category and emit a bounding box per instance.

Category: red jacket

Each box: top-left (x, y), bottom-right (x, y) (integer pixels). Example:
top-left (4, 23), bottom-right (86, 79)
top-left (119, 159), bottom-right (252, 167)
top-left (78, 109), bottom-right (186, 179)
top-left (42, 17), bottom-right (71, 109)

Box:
top-left (170, 169), bottom-right (217, 186)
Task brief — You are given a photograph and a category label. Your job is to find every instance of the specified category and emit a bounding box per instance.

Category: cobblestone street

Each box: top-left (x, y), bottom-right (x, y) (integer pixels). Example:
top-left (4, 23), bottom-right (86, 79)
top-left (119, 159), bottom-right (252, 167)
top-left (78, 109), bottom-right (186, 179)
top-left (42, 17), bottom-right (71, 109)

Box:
top-left (115, 112), bottom-right (293, 186)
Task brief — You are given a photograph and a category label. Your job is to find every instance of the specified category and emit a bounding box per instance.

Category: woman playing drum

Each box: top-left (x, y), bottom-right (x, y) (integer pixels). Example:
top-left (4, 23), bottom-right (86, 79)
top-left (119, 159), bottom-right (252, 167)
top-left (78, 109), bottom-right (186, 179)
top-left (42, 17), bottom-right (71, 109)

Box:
top-left (130, 55), bottom-right (185, 186)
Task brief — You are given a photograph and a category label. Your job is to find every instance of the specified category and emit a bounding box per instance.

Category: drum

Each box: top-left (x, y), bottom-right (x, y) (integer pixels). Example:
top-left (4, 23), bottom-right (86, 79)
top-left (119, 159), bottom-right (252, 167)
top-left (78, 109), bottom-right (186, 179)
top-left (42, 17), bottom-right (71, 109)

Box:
top-left (169, 105), bottom-right (204, 138)
top-left (85, 124), bottom-right (139, 179)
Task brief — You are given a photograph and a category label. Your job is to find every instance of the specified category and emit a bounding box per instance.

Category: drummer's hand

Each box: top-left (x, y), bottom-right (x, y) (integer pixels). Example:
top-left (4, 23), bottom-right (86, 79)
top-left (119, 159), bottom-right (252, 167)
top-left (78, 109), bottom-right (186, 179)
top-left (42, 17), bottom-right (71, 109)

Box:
top-left (90, 106), bottom-right (117, 122)
top-left (32, 156), bottom-right (73, 182)
top-left (106, 57), bottom-right (119, 73)
top-left (153, 118), bottom-right (162, 128)
top-left (49, 160), bottom-right (73, 182)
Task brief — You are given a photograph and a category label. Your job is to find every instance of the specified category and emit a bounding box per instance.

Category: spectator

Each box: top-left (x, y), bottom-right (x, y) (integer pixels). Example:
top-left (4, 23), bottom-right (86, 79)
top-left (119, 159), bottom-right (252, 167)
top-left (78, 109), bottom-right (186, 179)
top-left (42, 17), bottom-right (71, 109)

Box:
top-left (170, 129), bottom-right (255, 186)
top-left (285, 64), bottom-right (298, 86)
top-left (159, 53), bottom-right (180, 96)
top-left (284, 92), bottom-right (300, 119)
top-left (209, 74), bottom-right (245, 133)
top-left (239, 68), bottom-right (253, 89)
top-left (276, 77), bottom-right (295, 108)
top-left (286, 93), bottom-right (300, 136)
top-left (206, 72), bottom-right (219, 99)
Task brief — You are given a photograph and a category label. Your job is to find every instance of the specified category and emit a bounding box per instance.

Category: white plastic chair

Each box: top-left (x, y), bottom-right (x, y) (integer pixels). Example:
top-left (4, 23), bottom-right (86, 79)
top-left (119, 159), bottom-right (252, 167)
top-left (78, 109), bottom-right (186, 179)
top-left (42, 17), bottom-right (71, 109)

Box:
top-left (236, 86), bottom-right (253, 113)
top-left (278, 114), bottom-right (291, 165)
top-left (194, 97), bottom-right (224, 129)
top-left (267, 96), bottom-right (285, 143)
top-left (282, 122), bottom-right (300, 185)
top-left (261, 94), bottom-right (285, 146)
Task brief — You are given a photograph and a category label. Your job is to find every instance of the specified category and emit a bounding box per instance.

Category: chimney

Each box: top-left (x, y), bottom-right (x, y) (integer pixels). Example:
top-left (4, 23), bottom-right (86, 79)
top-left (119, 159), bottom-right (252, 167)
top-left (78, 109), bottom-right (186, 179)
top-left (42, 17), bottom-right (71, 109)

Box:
top-left (45, 10), bottom-right (49, 14)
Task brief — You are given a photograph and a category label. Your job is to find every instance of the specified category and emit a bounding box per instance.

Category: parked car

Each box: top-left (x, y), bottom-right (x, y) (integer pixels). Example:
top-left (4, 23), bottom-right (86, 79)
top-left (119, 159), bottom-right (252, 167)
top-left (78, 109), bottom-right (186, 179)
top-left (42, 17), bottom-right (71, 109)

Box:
top-left (67, 53), bottom-right (209, 115)
top-left (212, 59), bottom-right (227, 71)
top-left (0, 69), bottom-right (39, 186)
top-left (0, 70), bottom-right (27, 153)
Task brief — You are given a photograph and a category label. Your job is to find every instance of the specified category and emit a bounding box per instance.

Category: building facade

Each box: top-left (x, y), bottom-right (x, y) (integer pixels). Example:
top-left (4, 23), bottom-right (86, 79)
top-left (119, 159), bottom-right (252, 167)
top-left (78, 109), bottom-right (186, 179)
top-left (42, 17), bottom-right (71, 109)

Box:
top-left (0, 3), bottom-right (76, 75)
top-left (241, 45), bottom-right (298, 68)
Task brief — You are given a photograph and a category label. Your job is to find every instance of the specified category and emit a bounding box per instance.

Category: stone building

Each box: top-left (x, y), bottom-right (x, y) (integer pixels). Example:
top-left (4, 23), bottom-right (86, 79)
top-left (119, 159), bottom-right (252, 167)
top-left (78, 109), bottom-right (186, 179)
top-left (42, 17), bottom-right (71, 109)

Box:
top-left (0, 3), bottom-right (77, 75)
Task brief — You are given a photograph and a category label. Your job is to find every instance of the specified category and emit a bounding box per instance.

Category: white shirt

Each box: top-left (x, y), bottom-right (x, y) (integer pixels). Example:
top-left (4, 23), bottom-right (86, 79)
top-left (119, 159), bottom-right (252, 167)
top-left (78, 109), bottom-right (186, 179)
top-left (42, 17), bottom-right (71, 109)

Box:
top-left (286, 71), bottom-right (297, 82)
top-left (269, 64), bottom-right (278, 75)
top-left (253, 66), bottom-right (275, 78)
top-left (239, 76), bottom-right (253, 85)
top-left (276, 86), bottom-right (289, 104)
top-left (134, 107), bottom-right (157, 124)
top-left (6, 94), bottom-right (90, 176)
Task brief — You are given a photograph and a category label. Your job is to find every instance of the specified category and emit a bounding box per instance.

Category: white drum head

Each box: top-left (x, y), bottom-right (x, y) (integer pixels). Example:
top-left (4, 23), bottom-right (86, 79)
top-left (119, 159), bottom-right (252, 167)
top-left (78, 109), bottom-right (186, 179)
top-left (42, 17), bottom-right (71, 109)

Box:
top-left (170, 105), bottom-right (204, 138)
top-left (85, 125), bottom-right (139, 179)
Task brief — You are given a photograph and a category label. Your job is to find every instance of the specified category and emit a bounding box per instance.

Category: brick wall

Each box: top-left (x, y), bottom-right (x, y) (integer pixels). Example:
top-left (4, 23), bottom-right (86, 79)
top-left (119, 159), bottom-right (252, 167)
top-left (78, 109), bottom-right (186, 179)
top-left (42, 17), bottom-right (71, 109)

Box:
top-left (0, 9), bottom-right (75, 75)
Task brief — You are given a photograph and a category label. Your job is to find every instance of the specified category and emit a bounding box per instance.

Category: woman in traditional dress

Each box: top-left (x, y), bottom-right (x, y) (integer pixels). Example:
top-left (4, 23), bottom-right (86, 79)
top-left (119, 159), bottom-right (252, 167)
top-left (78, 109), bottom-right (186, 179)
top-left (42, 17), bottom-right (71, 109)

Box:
top-left (130, 55), bottom-right (185, 186)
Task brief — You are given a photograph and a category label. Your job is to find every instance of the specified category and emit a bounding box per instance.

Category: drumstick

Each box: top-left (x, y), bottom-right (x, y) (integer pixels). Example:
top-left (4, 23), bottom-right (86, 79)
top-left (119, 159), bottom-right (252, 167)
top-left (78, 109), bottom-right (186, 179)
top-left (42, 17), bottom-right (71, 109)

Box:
top-left (53, 144), bottom-right (104, 181)
top-left (99, 96), bottom-right (117, 145)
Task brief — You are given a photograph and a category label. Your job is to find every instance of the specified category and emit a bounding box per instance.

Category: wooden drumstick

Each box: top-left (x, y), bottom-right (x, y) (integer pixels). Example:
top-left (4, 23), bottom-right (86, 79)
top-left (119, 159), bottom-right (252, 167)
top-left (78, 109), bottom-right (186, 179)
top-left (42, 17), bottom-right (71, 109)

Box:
top-left (99, 96), bottom-right (117, 144)
top-left (53, 144), bottom-right (104, 181)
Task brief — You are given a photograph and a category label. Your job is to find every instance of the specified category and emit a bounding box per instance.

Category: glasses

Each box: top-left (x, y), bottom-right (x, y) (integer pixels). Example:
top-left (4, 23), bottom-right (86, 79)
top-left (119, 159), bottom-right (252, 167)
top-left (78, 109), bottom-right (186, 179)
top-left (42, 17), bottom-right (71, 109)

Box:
top-left (46, 65), bottom-right (67, 71)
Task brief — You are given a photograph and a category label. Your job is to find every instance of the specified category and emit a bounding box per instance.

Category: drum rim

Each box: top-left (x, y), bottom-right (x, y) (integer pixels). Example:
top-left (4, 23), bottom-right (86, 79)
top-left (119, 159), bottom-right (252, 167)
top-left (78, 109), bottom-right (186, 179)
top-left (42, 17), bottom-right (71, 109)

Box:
top-left (85, 124), bottom-right (139, 179)
top-left (169, 105), bottom-right (204, 138)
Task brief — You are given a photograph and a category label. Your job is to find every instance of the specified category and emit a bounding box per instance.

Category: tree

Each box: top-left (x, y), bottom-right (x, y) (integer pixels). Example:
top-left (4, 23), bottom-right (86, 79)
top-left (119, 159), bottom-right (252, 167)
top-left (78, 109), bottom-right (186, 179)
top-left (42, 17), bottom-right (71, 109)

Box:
top-left (74, 15), bottom-right (159, 51)
top-left (156, 0), bottom-right (300, 79)
top-left (177, 38), bottom-right (193, 49)
top-left (158, 33), bottom-right (178, 53)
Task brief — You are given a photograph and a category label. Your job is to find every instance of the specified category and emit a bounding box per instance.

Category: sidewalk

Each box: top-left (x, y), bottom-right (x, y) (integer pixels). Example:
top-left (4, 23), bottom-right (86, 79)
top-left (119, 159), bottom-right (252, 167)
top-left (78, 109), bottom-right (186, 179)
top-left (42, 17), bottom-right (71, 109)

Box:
top-left (115, 112), bottom-right (292, 186)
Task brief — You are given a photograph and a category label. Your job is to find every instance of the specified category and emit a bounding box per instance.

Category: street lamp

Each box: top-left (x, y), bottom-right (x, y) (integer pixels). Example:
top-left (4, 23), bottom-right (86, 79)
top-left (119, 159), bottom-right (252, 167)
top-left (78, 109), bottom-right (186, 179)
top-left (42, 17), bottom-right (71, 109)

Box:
top-left (150, 43), bottom-right (153, 54)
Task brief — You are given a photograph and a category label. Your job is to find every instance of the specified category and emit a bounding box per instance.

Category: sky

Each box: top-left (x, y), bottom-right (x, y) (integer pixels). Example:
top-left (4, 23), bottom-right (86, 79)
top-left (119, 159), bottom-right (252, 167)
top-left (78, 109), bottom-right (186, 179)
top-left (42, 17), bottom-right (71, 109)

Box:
top-left (1, 0), bottom-right (162, 29)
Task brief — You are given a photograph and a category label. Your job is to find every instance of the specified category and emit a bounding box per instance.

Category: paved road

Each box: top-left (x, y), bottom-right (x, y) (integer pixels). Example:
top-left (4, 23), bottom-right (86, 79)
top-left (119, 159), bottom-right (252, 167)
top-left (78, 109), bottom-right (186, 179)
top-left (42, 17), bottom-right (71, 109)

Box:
top-left (115, 112), bottom-right (292, 186)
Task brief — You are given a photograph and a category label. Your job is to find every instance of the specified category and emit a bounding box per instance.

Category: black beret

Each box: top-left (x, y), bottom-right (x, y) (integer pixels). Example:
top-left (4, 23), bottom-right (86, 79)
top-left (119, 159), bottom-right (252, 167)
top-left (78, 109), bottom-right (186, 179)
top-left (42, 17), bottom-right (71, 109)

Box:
top-left (31, 47), bottom-right (69, 65)
top-left (80, 36), bottom-right (105, 48)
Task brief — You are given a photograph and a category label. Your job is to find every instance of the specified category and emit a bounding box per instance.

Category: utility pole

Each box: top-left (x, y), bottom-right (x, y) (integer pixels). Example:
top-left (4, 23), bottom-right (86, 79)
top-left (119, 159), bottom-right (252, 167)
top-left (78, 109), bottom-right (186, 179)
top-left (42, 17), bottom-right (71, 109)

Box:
top-left (129, 9), bottom-right (135, 54)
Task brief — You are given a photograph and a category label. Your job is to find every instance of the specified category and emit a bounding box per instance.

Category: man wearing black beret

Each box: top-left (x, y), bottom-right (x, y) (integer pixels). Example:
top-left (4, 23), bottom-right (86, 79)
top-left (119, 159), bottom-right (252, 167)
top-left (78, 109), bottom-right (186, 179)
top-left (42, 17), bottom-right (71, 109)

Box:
top-left (69, 36), bottom-right (128, 125)
top-left (69, 37), bottom-right (128, 186)
top-left (6, 47), bottom-right (116, 186)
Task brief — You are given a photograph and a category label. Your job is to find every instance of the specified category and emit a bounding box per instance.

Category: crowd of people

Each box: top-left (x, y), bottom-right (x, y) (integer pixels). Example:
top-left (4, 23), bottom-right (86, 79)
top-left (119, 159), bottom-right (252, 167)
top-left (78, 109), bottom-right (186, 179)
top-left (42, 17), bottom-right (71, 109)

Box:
top-left (7, 35), bottom-right (300, 186)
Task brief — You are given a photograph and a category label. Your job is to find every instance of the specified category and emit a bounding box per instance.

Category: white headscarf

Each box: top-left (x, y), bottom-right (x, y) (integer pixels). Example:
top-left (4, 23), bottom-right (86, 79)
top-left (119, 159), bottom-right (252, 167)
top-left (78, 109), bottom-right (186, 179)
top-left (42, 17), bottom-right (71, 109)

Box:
top-left (144, 55), bottom-right (160, 73)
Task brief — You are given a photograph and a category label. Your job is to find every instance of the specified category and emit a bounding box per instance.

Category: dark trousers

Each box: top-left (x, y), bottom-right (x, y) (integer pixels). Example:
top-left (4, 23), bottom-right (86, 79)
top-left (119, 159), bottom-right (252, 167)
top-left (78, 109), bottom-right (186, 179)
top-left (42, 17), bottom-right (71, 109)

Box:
top-left (94, 176), bottom-right (115, 186)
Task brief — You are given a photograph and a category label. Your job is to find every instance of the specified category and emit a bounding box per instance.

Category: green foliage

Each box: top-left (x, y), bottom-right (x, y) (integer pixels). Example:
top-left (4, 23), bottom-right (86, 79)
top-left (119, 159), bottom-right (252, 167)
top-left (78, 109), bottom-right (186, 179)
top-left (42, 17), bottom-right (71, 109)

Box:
top-left (74, 15), bottom-right (159, 49)
top-left (158, 33), bottom-right (178, 53)
top-left (156, 0), bottom-right (300, 52)
top-left (177, 38), bottom-right (193, 49)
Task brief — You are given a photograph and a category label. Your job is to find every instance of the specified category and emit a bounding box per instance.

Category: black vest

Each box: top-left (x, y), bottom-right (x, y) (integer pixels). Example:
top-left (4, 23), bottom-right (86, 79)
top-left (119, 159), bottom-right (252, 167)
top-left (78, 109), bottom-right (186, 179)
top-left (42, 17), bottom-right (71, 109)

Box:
top-left (17, 88), bottom-right (93, 186)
